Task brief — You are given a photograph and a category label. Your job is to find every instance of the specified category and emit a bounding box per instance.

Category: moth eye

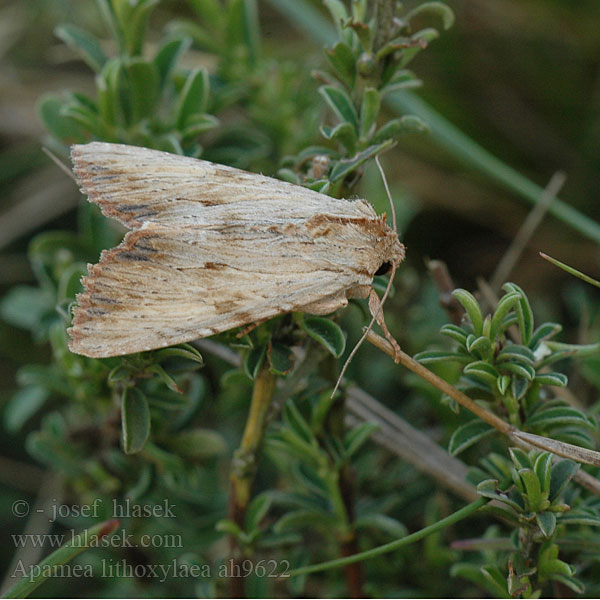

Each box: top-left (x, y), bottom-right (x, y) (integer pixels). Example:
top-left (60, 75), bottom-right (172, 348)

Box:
top-left (375, 261), bottom-right (392, 276)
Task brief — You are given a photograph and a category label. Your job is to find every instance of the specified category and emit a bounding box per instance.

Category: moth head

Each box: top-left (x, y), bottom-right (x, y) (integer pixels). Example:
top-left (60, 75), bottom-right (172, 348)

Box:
top-left (375, 261), bottom-right (392, 276)
top-left (377, 230), bottom-right (405, 275)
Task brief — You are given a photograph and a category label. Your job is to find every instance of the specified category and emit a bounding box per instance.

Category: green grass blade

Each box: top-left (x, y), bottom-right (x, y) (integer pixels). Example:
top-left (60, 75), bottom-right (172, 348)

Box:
top-left (4, 520), bottom-right (120, 599)
top-left (540, 253), bottom-right (600, 288)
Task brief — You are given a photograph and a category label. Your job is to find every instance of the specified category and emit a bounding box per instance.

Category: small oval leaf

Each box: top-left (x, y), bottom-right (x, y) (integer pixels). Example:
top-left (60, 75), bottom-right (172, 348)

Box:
top-left (448, 420), bottom-right (495, 455)
top-left (301, 317), bottom-right (346, 358)
top-left (121, 388), bottom-right (151, 454)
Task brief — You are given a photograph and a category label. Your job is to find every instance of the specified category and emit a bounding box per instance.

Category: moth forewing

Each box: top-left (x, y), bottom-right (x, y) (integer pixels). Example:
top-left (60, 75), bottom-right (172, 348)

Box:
top-left (67, 143), bottom-right (404, 358)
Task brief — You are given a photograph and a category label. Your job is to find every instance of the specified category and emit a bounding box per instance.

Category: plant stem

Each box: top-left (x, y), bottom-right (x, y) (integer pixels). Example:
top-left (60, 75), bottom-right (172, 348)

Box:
top-left (322, 357), bottom-right (364, 597)
top-left (373, 0), bottom-right (396, 53)
top-left (288, 498), bottom-right (486, 577)
top-left (228, 364), bottom-right (277, 598)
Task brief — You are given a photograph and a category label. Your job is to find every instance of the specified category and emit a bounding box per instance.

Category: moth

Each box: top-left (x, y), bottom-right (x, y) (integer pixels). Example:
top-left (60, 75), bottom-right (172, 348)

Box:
top-left (67, 142), bottom-right (405, 359)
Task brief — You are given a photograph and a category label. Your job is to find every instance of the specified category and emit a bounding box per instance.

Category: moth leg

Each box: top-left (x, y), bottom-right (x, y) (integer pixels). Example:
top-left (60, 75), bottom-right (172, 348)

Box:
top-left (368, 288), bottom-right (402, 362)
top-left (299, 293), bottom-right (349, 316)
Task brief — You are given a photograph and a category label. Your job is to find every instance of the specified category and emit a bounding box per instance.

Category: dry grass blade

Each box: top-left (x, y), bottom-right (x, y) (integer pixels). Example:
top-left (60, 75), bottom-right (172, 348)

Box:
top-left (489, 170), bottom-right (566, 292)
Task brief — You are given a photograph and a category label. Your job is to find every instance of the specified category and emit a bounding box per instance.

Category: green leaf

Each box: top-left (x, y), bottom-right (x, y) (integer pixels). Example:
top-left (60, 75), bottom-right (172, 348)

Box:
top-left (372, 115), bottom-right (429, 143)
top-left (511, 376), bottom-right (529, 400)
top-left (97, 57), bottom-right (124, 126)
top-left (381, 70), bottom-right (421, 96)
top-left (125, 463), bottom-right (153, 500)
top-left (124, 58), bottom-right (159, 123)
top-left (344, 422), bottom-right (378, 458)
top-left (529, 322), bottom-right (562, 349)
top-left (405, 2), bottom-right (455, 30)
top-left (452, 289), bottom-right (483, 335)
top-left (176, 68), bottom-right (210, 129)
top-left (4, 386), bottom-right (50, 433)
top-left (476, 479), bottom-right (523, 512)
top-left (153, 343), bottom-right (204, 365)
top-left (550, 574), bottom-right (585, 595)
top-left (165, 429), bottom-right (227, 459)
top-left (451, 564), bottom-right (507, 597)
top-left (267, 434), bottom-right (321, 466)
top-left (55, 24), bottom-right (107, 72)
top-left (503, 283), bottom-right (534, 345)
top-left (558, 508), bottom-right (600, 527)
top-left (552, 428), bottom-right (595, 449)
top-left (488, 291), bottom-right (521, 340)
top-left (37, 95), bottom-right (85, 143)
top-left (534, 452), bottom-right (553, 495)
top-left (526, 407), bottom-right (596, 432)
top-left (463, 361), bottom-right (500, 386)
top-left (413, 350), bottom-right (470, 365)
top-left (439, 324), bottom-right (468, 346)
top-left (216, 518), bottom-right (245, 539)
top-left (329, 141), bottom-right (391, 182)
top-left (323, 0), bottom-right (348, 31)
top-left (448, 420), bottom-right (495, 456)
top-left (154, 36), bottom-right (191, 91)
top-left (497, 344), bottom-right (535, 365)
top-left (119, 0), bottom-right (159, 56)
top-left (479, 565), bottom-right (511, 597)
top-left (538, 542), bottom-right (574, 582)
top-left (57, 263), bottom-right (86, 302)
top-left (268, 342), bottom-right (293, 375)
top-left (466, 335), bottom-right (492, 358)
top-left (243, 345), bottom-right (267, 379)
top-left (549, 460), bottom-right (579, 501)
top-left (273, 508), bottom-right (332, 533)
top-left (500, 360), bottom-right (535, 381)
top-left (509, 447), bottom-right (533, 469)
top-left (147, 364), bottom-right (182, 394)
top-left (359, 88), bottom-right (380, 140)
top-left (534, 372), bottom-right (567, 387)
top-left (224, 0), bottom-right (259, 65)
top-left (400, 29), bottom-right (439, 67)
top-left (354, 513), bottom-right (407, 539)
top-left (496, 374), bottom-right (510, 395)
top-left (0, 285), bottom-right (53, 332)
top-left (516, 468), bottom-right (543, 512)
top-left (320, 122), bottom-right (357, 154)
top-left (187, 0), bottom-right (222, 28)
top-left (167, 20), bottom-right (220, 53)
top-left (319, 85), bottom-right (358, 130)
top-left (283, 399), bottom-right (314, 445)
top-left (245, 492), bottom-right (273, 532)
top-left (121, 387), bottom-right (151, 454)
top-left (181, 113), bottom-right (219, 139)
top-left (60, 104), bottom-right (104, 138)
top-left (325, 41), bottom-right (356, 88)
top-left (536, 511), bottom-right (556, 537)
top-left (301, 317), bottom-right (345, 358)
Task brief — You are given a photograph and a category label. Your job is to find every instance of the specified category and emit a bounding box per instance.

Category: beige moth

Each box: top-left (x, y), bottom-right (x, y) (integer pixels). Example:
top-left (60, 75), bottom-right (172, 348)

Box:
top-left (67, 142), bottom-right (405, 359)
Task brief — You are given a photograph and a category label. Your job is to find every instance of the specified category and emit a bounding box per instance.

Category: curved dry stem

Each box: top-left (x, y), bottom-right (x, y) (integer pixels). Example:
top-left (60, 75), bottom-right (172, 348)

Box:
top-left (365, 329), bottom-right (600, 496)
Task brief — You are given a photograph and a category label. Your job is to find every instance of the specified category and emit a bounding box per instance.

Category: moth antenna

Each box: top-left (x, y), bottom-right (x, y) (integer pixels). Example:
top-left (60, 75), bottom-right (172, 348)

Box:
top-left (331, 156), bottom-right (400, 398)
top-left (375, 154), bottom-right (396, 234)
top-left (331, 264), bottom-right (397, 397)
top-left (42, 146), bottom-right (77, 182)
